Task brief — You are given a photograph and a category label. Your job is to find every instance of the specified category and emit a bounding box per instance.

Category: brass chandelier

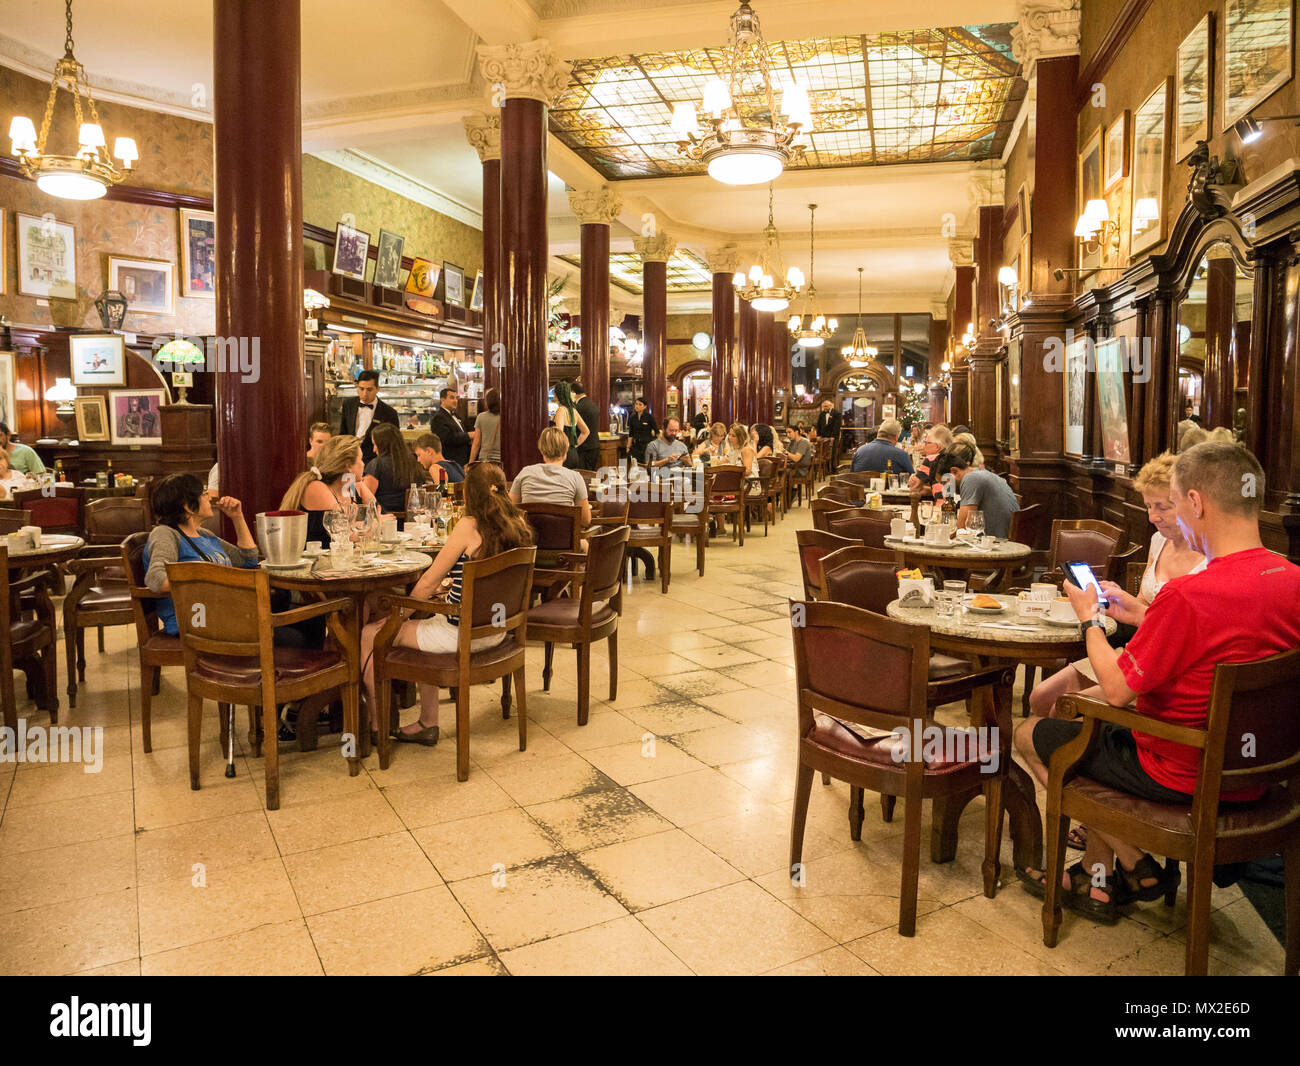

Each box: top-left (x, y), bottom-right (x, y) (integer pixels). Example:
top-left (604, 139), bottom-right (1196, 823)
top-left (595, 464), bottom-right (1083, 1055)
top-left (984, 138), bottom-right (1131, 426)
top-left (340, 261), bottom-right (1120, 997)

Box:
top-left (788, 203), bottom-right (836, 347)
top-left (670, 1), bottom-right (812, 185)
top-left (8, 0), bottom-right (138, 200)
top-left (841, 267), bottom-right (877, 367)
top-left (732, 185), bottom-right (803, 313)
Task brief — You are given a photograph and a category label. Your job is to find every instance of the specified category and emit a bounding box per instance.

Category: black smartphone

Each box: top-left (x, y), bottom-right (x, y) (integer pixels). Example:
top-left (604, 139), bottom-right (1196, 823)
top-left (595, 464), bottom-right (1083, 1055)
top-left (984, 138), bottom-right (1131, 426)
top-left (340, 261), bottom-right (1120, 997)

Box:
top-left (1064, 560), bottom-right (1109, 607)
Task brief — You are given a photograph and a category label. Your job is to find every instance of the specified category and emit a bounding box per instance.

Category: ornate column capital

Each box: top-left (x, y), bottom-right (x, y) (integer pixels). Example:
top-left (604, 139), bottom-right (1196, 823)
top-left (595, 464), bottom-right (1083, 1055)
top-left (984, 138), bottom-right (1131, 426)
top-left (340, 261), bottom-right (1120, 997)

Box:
top-left (968, 166), bottom-right (1006, 209)
top-left (568, 186), bottom-right (623, 226)
top-left (930, 300), bottom-right (949, 321)
top-left (948, 239), bottom-right (975, 269)
top-left (476, 39), bottom-right (572, 107)
top-left (634, 233), bottom-right (676, 263)
top-left (706, 244), bottom-right (742, 275)
top-left (462, 111), bottom-right (501, 162)
top-left (1011, 0), bottom-right (1082, 81)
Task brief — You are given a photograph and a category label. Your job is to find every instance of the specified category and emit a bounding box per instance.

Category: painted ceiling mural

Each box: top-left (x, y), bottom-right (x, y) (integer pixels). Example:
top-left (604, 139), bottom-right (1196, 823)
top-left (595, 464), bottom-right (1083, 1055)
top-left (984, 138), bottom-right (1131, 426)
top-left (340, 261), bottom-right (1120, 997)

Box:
top-left (558, 249), bottom-right (715, 293)
top-left (550, 24), bottom-right (1024, 179)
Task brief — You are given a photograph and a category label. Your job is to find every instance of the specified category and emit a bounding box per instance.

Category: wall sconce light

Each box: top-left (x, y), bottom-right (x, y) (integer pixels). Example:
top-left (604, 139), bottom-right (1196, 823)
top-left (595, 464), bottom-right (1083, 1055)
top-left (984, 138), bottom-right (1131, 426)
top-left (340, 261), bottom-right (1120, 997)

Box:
top-left (1074, 199), bottom-right (1121, 254)
top-left (961, 321), bottom-right (977, 351)
top-left (1232, 114), bottom-right (1300, 144)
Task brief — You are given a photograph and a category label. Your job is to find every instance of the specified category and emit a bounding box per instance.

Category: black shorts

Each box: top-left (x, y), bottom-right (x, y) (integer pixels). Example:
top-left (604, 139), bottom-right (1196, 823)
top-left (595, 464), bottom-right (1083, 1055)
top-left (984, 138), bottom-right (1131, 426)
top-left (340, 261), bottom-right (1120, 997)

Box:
top-left (1031, 719), bottom-right (1193, 806)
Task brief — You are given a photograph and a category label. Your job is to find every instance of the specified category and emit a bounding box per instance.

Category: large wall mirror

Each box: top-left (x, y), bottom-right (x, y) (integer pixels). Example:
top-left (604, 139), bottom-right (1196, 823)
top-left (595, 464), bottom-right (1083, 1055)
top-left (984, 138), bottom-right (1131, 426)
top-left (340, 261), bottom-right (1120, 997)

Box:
top-left (1175, 240), bottom-right (1252, 450)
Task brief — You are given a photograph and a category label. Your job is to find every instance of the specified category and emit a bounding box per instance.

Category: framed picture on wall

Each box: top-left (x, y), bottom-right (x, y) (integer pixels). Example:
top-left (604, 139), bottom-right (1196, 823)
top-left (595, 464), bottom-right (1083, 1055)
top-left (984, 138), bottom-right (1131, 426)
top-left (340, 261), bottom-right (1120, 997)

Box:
top-left (1017, 183), bottom-right (1029, 239)
top-left (1063, 337), bottom-right (1088, 458)
top-left (470, 270), bottom-right (484, 312)
top-left (109, 389), bottom-right (166, 446)
top-left (16, 212), bottom-right (77, 300)
top-left (442, 262), bottom-right (465, 307)
top-left (179, 208), bottom-right (215, 298)
top-left (373, 229), bottom-right (405, 289)
top-left (69, 334), bottom-right (127, 386)
top-left (109, 256), bottom-right (175, 315)
top-left (1223, 0), bottom-right (1293, 130)
top-left (1094, 338), bottom-right (1132, 464)
top-left (73, 396), bottom-right (110, 442)
top-left (1103, 111), bottom-right (1128, 192)
top-left (1176, 14), bottom-right (1213, 160)
top-left (0, 351), bottom-right (15, 431)
top-left (1131, 79), bottom-right (1170, 255)
top-left (331, 223), bottom-right (370, 282)
top-left (1077, 128), bottom-right (1103, 270)
top-left (404, 257), bottom-right (439, 298)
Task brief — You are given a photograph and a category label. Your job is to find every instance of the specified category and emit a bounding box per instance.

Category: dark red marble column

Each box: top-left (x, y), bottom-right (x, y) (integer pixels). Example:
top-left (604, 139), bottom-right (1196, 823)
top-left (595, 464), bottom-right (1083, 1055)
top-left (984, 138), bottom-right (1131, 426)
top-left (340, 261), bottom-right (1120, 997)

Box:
top-left (737, 297), bottom-right (757, 425)
top-left (481, 156), bottom-right (502, 394)
top-left (710, 272), bottom-right (736, 425)
top-left (757, 310), bottom-right (775, 424)
top-left (642, 259), bottom-right (668, 424)
top-left (579, 223), bottom-right (611, 429)
top-left (971, 203), bottom-right (1005, 461)
top-left (213, 0), bottom-right (304, 519)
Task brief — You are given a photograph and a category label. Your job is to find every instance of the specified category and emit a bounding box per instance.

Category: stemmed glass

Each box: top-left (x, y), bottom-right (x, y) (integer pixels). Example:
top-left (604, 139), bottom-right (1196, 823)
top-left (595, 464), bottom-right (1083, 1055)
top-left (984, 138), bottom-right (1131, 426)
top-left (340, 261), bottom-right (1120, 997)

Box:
top-left (969, 511), bottom-right (985, 544)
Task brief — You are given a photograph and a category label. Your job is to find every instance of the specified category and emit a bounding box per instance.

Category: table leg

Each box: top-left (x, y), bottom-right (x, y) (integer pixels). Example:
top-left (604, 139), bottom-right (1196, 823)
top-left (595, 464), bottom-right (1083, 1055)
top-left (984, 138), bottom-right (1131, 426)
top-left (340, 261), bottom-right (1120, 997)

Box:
top-left (352, 591), bottom-right (372, 761)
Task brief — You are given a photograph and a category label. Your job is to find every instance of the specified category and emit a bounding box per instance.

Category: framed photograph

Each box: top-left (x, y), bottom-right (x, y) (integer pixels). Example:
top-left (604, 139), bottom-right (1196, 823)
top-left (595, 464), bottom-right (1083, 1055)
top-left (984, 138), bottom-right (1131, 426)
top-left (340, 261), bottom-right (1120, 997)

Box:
top-left (1063, 337), bottom-right (1088, 458)
top-left (404, 257), bottom-right (439, 298)
top-left (109, 256), bottom-right (175, 315)
top-left (1131, 79), bottom-right (1171, 256)
top-left (1223, 0), bottom-right (1293, 131)
top-left (69, 334), bottom-right (127, 386)
top-left (1103, 111), bottom-right (1128, 192)
top-left (179, 208), bottom-right (215, 298)
top-left (0, 351), bottom-right (15, 430)
top-left (373, 229), bottom-right (405, 289)
top-left (16, 212), bottom-right (77, 300)
top-left (1176, 14), bottom-right (1213, 160)
top-left (332, 223), bottom-right (370, 282)
top-left (109, 389), bottom-right (166, 446)
top-left (1094, 338), bottom-right (1132, 465)
top-left (470, 270), bottom-right (485, 312)
top-left (1077, 128), bottom-right (1103, 270)
top-left (443, 262), bottom-right (465, 307)
top-left (73, 396), bottom-right (110, 442)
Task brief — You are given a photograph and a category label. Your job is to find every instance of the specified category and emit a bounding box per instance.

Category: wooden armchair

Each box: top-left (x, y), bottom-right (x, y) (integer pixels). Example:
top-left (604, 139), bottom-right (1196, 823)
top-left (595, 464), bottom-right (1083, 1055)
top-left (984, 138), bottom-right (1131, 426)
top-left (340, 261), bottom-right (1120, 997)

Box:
top-left (790, 600), bottom-right (1013, 935)
top-left (787, 455), bottom-right (816, 507)
top-left (522, 501), bottom-right (585, 599)
top-left (373, 546), bottom-right (536, 781)
top-left (84, 496), bottom-right (150, 545)
top-left (704, 465), bottom-right (748, 546)
top-left (795, 529), bottom-right (857, 601)
top-left (625, 496), bottom-right (675, 594)
top-left (669, 474), bottom-right (710, 578)
top-left (1, 544), bottom-right (60, 730)
top-left (13, 486), bottom-right (85, 535)
top-left (0, 509), bottom-right (33, 534)
top-left (62, 545), bottom-right (133, 708)
top-left (167, 561), bottom-right (358, 810)
top-left (810, 498), bottom-right (855, 532)
top-left (746, 458), bottom-right (781, 536)
top-left (826, 509), bottom-right (898, 549)
top-left (1044, 649), bottom-right (1300, 975)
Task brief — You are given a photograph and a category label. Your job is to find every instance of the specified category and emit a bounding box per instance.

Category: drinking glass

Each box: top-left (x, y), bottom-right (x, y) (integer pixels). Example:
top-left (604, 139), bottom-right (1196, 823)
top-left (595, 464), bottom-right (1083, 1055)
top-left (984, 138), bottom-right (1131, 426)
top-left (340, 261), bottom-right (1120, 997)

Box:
top-left (933, 590), bottom-right (955, 618)
top-left (968, 512), bottom-right (985, 541)
top-left (943, 580), bottom-right (968, 597)
top-left (918, 500), bottom-right (934, 526)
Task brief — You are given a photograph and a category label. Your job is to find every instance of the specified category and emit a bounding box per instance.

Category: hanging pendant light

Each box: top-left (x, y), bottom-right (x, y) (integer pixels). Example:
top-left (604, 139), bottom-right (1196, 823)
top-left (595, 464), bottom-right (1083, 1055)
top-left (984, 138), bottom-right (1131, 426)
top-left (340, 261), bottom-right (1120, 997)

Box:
top-left (788, 204), bottom-right (837, 347)
top-left (8, 0), bottom-right (138, 200)
top-left (732, 184), bottom-right (803, 313)
top-left (840, 267), bottom-right (877, 367)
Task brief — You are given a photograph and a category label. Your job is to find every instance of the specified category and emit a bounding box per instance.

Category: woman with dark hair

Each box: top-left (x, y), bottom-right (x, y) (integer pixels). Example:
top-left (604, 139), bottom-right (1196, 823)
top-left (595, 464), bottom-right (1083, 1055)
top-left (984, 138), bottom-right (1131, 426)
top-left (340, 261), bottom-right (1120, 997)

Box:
top-left (550, 380), bottom-right (589, 469)
top-left (359, 462), bottom-right (534, 745)
top-left (143, 474), bottom-right (260, 636)
top-left (469, 388), bottom-right (502, 465)
top-left (363, 423), bottom-right (427, 512)
top-left (753, 423), bottom-right (775, 458)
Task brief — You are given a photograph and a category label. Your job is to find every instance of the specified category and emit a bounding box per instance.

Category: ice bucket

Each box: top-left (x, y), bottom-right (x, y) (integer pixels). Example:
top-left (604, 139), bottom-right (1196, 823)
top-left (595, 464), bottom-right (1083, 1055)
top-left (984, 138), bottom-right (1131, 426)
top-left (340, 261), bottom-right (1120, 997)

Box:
top-left (256, 510), bottom-right (308, 565)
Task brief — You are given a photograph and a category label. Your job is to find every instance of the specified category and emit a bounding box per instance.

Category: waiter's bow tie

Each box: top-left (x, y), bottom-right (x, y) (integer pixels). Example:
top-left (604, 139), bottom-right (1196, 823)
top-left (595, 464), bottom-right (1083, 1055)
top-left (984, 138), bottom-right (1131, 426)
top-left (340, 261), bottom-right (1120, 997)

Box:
top-left (359, 403), bottom-right (374, 409)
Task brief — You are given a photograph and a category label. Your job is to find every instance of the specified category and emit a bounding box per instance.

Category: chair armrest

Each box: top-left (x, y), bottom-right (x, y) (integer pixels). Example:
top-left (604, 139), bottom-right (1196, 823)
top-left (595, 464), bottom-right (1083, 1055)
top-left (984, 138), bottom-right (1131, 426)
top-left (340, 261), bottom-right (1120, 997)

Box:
top-left (66, 554), bottom-right (125, 576)
top-left (129, 585), bottom-right (160, 601)
top-left (272, 596), bottom-right (354, 629)
top-left (557, 551), bottom-right (587, 567)
top-left (1057, 694), bottom-right (1207, 750)
top-left (376, 593), bottom-right (458, 620)
top-left (927, 665), bottom-right (1015, 708)
top-left (8, 568), bottom-right (58, 595)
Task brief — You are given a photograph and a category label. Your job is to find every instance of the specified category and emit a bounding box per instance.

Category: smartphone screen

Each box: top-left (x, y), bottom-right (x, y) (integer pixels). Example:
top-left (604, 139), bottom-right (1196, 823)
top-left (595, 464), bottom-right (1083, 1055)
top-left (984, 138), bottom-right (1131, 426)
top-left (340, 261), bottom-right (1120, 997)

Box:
top-left (1066, 561), bottom-right (1109, 607)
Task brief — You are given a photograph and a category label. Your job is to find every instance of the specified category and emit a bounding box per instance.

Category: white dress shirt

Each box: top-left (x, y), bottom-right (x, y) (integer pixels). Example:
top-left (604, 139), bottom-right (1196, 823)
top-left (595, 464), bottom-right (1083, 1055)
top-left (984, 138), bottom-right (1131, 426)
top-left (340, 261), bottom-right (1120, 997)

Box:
top-left (355, 402), bottom-right (376, 441)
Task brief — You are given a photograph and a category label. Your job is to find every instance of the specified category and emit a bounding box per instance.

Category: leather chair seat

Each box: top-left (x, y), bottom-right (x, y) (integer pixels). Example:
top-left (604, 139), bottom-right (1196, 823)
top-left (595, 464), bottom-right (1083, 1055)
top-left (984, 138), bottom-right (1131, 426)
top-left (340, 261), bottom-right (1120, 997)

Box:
top-left (385, 634), bottom-right (521, 674)
top-left (80, 587), bottom-right (132, 611)
top-left (193, 647), bottom-right (342, 686)
top-left (528, 598), bottom-right (616, 629)
top-left (627, 527), bottom-right (666, 544)
top-left (1067, 776), bottom-right (1294, 836)
top-left (143, 631), bottom-right (182, 655)
top-left (928, 653), bottom-right (972, 681)
top-left (806, 715), bottom-right (992, 775)
top-left (10, 618), bottom-right (51, 649)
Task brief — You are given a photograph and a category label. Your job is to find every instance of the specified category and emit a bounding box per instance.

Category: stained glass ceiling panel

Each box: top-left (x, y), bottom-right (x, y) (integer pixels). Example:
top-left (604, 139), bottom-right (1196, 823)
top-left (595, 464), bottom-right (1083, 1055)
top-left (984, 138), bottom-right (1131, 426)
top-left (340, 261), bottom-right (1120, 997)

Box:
top-left (558, 249), bottom-right (716, 294)
top-left (551, 24), bottom-right (1023, 179)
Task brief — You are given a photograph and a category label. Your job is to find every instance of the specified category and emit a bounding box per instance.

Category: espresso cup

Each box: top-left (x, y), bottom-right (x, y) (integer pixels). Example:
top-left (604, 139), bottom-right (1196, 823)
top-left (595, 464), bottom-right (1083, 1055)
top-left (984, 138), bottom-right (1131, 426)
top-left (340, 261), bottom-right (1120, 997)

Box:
top-left (1030, 582), bottom-right (1057, 601)
top-left (305, 541), bottom-right (322, 555)
top-left (20, 525), bottom-right (41, 549)
top-left (1049, 598), bottom-right (1076, 622)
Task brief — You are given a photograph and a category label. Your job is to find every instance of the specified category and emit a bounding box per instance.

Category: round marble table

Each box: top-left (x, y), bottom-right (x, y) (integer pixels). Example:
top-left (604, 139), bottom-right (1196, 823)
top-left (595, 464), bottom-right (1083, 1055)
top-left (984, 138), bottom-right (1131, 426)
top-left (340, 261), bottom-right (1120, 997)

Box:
top-left (4, 533), bottom-right (85, 570)
top-left (884, 534), bottom-right (1030, 587)
top-left (887, 592), bottom-right (1090, 874)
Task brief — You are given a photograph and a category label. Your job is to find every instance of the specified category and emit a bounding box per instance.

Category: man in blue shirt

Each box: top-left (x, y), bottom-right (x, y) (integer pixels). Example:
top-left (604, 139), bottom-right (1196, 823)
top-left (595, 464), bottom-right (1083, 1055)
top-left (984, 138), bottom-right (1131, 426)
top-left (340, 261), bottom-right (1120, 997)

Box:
top-left (950, 441), bottom-right (1019, 538)
top-left (850, 418), bottom-right (914, 476)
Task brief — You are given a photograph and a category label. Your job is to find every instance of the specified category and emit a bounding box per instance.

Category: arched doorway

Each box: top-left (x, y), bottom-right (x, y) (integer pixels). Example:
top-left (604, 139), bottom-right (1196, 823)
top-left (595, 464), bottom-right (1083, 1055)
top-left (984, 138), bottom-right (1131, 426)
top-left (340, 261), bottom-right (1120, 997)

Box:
top-left (825, 361), bottom-right (899, 452)
top-left (669, 359), bottom-right (712, 427)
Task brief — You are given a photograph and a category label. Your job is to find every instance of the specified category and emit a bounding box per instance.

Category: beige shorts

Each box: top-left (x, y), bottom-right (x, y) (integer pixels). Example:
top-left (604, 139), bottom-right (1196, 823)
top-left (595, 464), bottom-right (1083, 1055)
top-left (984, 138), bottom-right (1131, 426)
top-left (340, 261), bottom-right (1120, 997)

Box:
top-left (414, 615), bottom-right (506, 656)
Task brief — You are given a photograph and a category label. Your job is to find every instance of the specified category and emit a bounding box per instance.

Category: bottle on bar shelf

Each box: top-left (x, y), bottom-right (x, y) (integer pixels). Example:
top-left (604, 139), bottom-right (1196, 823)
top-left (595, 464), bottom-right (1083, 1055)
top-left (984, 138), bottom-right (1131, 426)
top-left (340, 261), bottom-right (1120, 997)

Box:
top-left (885, 458), bottom-right (893, 489)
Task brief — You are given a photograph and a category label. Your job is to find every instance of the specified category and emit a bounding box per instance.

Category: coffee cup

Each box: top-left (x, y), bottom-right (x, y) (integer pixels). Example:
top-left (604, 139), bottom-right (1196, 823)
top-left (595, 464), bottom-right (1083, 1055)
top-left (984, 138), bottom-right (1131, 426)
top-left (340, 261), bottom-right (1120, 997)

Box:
top-left (1049, 597), bottom-right (1076, 622)
top-left (305, 541), bottom-right (322, 555)
top-left (380, 515), bottom-right (398, 541)
top-left (1030, 582), bottom-right (1057, 601)
top-left (890, 517), bottom-right (906, 539)
top-left (20, 525), bottom-right (41, 549)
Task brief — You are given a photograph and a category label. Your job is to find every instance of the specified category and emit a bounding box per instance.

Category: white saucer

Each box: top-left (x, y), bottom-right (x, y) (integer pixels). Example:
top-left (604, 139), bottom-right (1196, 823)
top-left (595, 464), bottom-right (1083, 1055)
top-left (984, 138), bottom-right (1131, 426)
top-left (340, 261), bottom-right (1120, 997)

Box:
top-left (1043, 616), bottom-right (1081, 627)
top-left (262, 558), bottom-right (308, 570)
top-left (966, 604), bottom-right (1006, 614)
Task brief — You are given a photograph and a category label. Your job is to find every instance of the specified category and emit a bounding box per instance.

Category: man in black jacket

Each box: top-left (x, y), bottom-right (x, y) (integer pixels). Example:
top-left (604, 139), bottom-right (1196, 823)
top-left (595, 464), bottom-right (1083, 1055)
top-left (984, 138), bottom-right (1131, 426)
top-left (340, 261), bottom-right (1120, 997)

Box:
top-left (337, 369), bottom-right (399, 463)
top-left (570, 380), bottom-right (602, 471)
top-left (812, 399), bottom-right (843, 471)
top-left (428, 386), bottom-right (471, 466)
top-left (629, 396), bottom-right (658, 465)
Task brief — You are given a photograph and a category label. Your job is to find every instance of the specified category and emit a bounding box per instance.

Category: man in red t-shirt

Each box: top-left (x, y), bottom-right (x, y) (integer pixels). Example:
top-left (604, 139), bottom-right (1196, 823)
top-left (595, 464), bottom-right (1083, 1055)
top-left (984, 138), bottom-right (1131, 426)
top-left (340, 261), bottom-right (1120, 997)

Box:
top-left (1013, 442), bottom-right (1300, 924)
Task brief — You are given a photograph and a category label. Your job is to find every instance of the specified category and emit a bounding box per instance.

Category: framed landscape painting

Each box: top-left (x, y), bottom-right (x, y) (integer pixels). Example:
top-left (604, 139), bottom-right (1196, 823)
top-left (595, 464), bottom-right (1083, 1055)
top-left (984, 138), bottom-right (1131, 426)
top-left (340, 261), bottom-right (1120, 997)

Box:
top-left (1176, 14), bottom-right (1213, 160)
top-left (1223, 0), bottom-right (1292, 130)
top-left (69, 334), bottom-right (127, 386)
top-left (17, 212), bottom-right (77, 300)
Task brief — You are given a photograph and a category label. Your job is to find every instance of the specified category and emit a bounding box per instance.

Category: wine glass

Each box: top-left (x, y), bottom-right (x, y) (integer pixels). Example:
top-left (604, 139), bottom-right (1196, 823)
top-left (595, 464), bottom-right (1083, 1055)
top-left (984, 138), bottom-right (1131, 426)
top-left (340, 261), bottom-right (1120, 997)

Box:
top-left (969, 511), bottom-right (985, 542)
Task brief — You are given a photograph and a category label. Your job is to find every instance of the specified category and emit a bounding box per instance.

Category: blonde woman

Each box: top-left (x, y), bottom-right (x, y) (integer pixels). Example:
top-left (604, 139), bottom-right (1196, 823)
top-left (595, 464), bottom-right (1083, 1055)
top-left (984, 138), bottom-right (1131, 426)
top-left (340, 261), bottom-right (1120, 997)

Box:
top-left (279, 435), bottom-right (380, 544)
top-left (693, 421), bottom-right (728, 462)
top-left (723, 422), bottom-right (757, 476)
top-left (953, 431), bottom-right (985, 468)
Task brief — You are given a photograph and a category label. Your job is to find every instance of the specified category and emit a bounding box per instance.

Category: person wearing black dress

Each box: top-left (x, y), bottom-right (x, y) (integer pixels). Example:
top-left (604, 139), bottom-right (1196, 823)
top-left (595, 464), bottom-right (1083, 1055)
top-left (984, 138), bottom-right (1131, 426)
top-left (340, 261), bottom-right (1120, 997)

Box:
top-left (629, 396), bottom-right (658, 465)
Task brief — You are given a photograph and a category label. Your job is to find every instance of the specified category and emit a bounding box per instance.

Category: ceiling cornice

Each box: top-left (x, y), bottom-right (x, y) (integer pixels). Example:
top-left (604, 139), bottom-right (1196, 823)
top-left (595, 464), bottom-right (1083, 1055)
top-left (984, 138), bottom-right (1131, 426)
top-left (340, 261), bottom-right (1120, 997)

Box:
top-left (311, 149), bottom-right (484, 230)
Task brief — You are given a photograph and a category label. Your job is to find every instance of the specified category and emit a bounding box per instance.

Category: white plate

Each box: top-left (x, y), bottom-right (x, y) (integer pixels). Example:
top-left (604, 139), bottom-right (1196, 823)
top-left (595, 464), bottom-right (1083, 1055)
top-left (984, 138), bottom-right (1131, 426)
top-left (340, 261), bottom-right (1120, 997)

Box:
top-left (966, 604), bottom-right (1006, 614)
top-left (262, 558), bottom-right (308, 570)
top-left (1043, 616), bottom-right (1081, 627)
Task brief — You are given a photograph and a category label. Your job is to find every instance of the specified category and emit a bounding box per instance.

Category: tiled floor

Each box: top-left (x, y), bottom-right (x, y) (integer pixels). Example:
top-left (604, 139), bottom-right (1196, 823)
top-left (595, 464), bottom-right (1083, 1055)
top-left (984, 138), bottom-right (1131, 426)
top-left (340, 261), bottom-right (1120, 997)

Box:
top-left (0, 507), bottom-right (1284, 976)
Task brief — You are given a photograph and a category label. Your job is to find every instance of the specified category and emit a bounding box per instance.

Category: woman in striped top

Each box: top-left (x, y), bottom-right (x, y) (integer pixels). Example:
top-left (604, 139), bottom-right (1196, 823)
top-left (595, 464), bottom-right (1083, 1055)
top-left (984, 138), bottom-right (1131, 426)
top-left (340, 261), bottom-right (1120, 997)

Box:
top-left (359, 463), bottom-right (533, 746)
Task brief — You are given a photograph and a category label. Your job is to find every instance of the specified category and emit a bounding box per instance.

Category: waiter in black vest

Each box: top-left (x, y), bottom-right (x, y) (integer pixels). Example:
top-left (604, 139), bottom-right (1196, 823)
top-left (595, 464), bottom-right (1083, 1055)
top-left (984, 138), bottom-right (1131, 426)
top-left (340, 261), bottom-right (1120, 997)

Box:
top-left (338, 369), bottom-right (400, 463)
top-left (812, 398), bottom-right (843, 471)
top-left (428, 386), bottom-right (471, 466)
top-left (570, 380), bottom-right (602, 471)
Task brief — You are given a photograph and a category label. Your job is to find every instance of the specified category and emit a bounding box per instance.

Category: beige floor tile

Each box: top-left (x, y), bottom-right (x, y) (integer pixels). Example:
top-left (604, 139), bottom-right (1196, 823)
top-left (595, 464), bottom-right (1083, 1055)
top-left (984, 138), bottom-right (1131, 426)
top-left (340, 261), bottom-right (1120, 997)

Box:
top-left (527, 788), bottom-right (673, 852)
top-left (428, 955), bottom-right (506, 975)
top-left (132, 774), bottom-right (264, 832)
top-left (638, 880), bottom-right (834, 976)
top-left (619, 700), bottom-right (726, 735)
top-left (483, 751), bottom-right (613, 807)
top-left (450, 855), bottom-right (628, 952)
top-left (285, 832), bottom-right (441, 915)
top-left (137, 857), bottom-right (301, 956)
top-left (412, 808), bottom-right (562, 882)
top-left (137, 809), bottom-right (278, 885)
top-left (0, 888), bottom-right (138, 976)
top-left (466, 717), bottom-right (566, 765)
top-left (1169, 896), bottom-right (1287, 975)
top-left (639, 630), bottom-right (726, 654)
top-left (593, 679), bottom-right (684, 712)
top-left (142, 918), bottom-right (324, 975)
top-left (5, 754), bottom-right (134, 808)
top-left (72, 957), bottom-right (142, 976)
top-left (620, 652), bottom-right (703, 678)
top-left (1095, 934), bottom-right (1248, 976)
top-left (630, 768), bottom-right (765, 827)
top-left (658, 670), bottom-right (752, 701)
top-left (684, 802), bottom-right (847, 879)
top-left (718, 660), bottom-right (796, 689)
top-left (499, 915), bottom-right (691, 976)
top-left (308, 885), bottom-right (488, 976)
top-left (665, 722), bottom-right (781, 766)
top-left (540, 710), bottom-right (646, 753)
top-left (362, 739), bottom-right (462, 785)
top-left (0, 788), bottom-right (134, 855)
top-left (265, 790), bottom-right (404, 856)
top-left (0, 833), bottom-right (135, 914)
top-left (696, 688), bottom-right (781, 723)
top-left (716, 753), bottom-right (798, 803)
top-left (674, 644), bottom-right (765, 670)
top-left (579, 828), bottom-right (744, 911)
top-left (382, 772), bottom-right (515, 829)
top-left (764, 946), bottom-right (880, 976)
top-left (580, 737), bottom-right (710, 786)
top-left (846, 907), bottom-right (1065, 976)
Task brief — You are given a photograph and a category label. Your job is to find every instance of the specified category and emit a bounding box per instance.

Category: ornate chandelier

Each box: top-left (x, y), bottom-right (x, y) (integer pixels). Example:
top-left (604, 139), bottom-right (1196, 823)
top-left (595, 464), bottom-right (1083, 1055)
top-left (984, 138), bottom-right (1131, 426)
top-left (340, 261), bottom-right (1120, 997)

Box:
top-left (788, 203), bottom-right (836, 347)
top-left (732, 185), bottom-right (803, 313)
top-left (841, 267), bottom-right (877, 367)
top-left (670, 1), bottom-right (811, 185)
top-left (7, 0), bottom-right (138, 200)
